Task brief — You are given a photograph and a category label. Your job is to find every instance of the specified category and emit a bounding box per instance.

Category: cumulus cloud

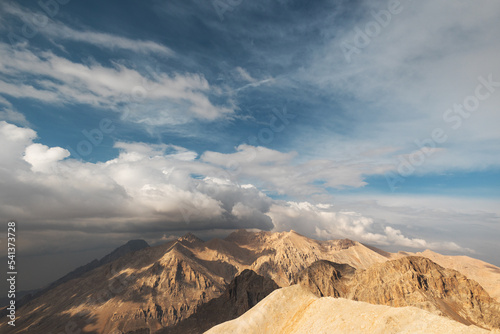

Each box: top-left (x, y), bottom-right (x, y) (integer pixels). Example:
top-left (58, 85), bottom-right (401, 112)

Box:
top-left (0, 121), bottom-right (475, 258)
top-left (23, 143), bottom-right (70, 173)
top-left (0, 122), bottom-right (274, 246)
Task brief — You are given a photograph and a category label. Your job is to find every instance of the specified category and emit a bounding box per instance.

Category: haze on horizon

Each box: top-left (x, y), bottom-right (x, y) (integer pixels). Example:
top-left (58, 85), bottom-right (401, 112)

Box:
top-left (0, 0), bottom-right (499, 292)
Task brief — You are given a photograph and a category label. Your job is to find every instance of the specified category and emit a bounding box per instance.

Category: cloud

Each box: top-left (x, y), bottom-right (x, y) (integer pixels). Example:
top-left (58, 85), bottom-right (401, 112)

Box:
top-left (23, 143), bottom-right (70, 173)
top-left (0, 122), bottom-right (274, 246)
top-left (235, 67), bottom-right (256, 83)
top-left (0, 121), bottom-right (476, 259)
top-left (284, 0), bottom-right (500, 175)
top-left (0, 42), bottom-right (233, 124)
top-left (45, 24), bottom-right (174, 56)
top-left (0, 106), bottom-right (29, 126)
top-left (268, 201), bottom-right (473, 253)
top-left (202, 144), bottom-right (391, 196)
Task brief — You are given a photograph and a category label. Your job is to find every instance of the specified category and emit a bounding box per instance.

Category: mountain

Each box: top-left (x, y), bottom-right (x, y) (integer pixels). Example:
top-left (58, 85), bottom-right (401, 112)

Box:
top-left (3, 230), bottom-right (500, 333)
top-left (296, 256), bottom-right (500, 330)
top-left (206, 285), bottom-right (492, 334)
top-left (3, 231), bottom-right (389, 333)
top-left (159, 269), bottom-right (279, 334)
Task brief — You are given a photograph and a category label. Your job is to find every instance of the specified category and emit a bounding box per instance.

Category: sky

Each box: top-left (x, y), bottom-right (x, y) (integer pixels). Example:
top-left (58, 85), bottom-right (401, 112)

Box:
top-left (0, 0), bottom-right (499, 291)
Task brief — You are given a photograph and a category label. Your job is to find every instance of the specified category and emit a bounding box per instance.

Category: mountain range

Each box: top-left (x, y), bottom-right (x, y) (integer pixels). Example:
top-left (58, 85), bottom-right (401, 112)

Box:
top-left (2, 230), bottom-right (500, 334)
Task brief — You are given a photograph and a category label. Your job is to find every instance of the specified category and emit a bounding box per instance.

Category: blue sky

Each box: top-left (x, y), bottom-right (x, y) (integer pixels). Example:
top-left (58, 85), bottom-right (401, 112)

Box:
top-left (0, 0), bottom-right (499, 289)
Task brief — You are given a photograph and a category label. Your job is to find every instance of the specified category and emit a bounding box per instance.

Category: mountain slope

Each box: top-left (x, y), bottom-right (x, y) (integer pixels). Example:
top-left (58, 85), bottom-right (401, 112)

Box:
top-left (0, 239), bottom-right (149, 314)
top-left (206, 285), bottom-right (491, 334)
top-left (6, 239), bottom-right (227, 334)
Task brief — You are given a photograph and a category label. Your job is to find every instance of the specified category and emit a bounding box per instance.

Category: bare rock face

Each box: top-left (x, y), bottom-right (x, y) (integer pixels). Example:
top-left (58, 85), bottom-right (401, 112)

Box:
top-left (297, 256), bottom-right (500, 330)
top-left (294, 260), bottom-right (355, 297)
top-left (160, 269), bottom-right (279, 334)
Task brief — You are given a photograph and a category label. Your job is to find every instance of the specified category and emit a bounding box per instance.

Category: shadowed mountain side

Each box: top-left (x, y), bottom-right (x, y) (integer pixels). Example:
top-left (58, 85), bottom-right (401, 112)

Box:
top-left (158, 269), bottom-right (279, 334)
top-left (297, 256), bottom-right (500, 330)
top-left (0, 239), bottom-right (149, 314)
top-left (206, 285), bottom-right (492, 334)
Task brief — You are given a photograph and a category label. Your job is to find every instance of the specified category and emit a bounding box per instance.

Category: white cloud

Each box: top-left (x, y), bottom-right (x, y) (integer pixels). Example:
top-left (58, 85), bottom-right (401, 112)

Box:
top-left (0, 121), bottom-right (474, 258)
top-left (23, 143), bottom-right (70, 173)
top-left (268, 201), bottom-right (473, 253)
top-left (0, 42), bottom-right (233, 124)
top-left (235, 67), bottom-right (256, 83)
top-left (0, 106), bottom-right (29, 126)
top-left (46, 24), bottom-right (174, 56)
top-left (0, 95), bottom-right (12, 107)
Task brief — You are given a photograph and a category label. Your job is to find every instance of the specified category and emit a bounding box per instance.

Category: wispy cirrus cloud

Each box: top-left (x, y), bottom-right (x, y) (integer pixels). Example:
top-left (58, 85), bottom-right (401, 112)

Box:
top-left (1, 1), bottom-right (174, 56)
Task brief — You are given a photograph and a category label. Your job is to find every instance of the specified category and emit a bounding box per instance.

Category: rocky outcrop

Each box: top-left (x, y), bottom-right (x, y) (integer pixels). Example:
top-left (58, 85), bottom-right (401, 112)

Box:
top-left (297, 256), bottom-right (500, 330)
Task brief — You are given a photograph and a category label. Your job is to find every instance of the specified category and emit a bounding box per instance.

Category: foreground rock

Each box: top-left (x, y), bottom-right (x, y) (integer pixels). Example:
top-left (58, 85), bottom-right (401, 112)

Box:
top-left (206, 285), bottom-right (491, 334)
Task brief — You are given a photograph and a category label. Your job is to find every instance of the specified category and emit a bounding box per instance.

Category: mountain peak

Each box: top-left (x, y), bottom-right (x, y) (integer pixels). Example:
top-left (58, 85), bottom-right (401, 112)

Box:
top-left (178, 232), bottom-right (203, 244)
